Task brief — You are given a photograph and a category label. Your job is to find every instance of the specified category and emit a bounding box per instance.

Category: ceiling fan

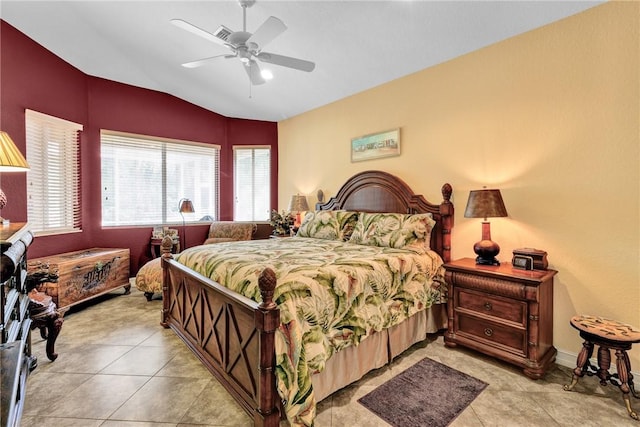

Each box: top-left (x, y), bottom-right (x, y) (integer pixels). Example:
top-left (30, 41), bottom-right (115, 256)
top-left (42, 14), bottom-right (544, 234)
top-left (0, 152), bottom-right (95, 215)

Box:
top-left (171, 0), bottom-right (315, 85)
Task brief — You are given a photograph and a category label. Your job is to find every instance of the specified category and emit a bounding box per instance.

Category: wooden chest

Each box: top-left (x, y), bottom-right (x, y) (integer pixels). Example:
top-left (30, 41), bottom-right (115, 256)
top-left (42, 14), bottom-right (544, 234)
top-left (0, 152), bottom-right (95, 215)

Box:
top-left (27, 248), bottom-right (130, 309)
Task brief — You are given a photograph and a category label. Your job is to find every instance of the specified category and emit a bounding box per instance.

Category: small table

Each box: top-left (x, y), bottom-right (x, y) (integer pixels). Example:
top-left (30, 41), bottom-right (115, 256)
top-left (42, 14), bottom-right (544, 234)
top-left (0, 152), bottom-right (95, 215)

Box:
top-left (563, 314), bottom-right (640, 420)
top-left (150, 238), bottom-right (180, 258)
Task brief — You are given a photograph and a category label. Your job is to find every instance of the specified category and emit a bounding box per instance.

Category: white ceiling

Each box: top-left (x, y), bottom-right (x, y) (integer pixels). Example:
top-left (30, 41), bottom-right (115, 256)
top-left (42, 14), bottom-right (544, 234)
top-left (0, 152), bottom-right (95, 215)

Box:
top-left (1, 0), bottom-right (603, 122)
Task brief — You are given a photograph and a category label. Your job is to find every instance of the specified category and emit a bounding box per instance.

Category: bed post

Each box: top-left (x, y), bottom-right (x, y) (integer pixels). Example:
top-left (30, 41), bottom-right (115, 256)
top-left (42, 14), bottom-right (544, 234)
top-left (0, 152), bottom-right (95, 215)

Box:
top-left (159, 235), bottom-right (174, 328)
top-left (439, 183), bottom-right (454, 263)
top-left (254, 268), bottom-right (281, 427)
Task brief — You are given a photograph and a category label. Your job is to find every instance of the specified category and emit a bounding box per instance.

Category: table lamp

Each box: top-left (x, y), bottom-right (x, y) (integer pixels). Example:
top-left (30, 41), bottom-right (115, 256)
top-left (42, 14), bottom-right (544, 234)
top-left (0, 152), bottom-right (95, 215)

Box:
top-left (179, 198), bottom-right (195, 249)
top-left (464, 188), bottom-right (508, 265)
top-left (0, 131), bottom-right (30, 224)
top-left (288, 194), bottom-right (309, 228)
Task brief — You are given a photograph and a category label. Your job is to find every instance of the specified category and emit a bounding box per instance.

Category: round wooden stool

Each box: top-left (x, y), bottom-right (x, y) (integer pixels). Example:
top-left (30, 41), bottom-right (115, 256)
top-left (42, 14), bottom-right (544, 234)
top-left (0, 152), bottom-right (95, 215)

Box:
top-left (563, 314), bottom-right (640, 420)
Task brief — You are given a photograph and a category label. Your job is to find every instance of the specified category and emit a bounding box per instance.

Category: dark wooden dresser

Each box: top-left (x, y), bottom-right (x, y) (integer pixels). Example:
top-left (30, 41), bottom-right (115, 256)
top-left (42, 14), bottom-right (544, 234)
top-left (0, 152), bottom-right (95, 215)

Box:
top-left (1, 222), bottom-right (34, 426)
top-left (444, 257), bottom-right (557, 379)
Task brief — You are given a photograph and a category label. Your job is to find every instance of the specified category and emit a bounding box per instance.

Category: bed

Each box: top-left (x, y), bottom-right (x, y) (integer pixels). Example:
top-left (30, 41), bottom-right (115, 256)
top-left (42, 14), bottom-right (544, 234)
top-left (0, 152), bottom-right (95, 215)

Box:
top-left (160, 170), bottom-right (454, 427)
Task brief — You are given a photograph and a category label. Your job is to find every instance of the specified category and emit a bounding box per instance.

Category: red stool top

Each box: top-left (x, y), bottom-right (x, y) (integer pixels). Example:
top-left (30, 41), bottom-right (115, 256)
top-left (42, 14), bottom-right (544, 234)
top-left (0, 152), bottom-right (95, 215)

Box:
top-left (570, 315), bottom-right (640, 343)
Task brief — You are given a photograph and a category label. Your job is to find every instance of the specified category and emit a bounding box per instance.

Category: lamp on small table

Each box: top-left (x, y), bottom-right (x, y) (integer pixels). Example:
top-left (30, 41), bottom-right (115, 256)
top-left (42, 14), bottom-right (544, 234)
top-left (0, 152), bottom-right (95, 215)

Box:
top-left (464, 188), bottom-right (508, 266)
top-left (0, 131), bottom-right (30, 224)
top-left (178, 198), bottom-right (195, 250)
top-left (288, 194), bottom-right (309, 231)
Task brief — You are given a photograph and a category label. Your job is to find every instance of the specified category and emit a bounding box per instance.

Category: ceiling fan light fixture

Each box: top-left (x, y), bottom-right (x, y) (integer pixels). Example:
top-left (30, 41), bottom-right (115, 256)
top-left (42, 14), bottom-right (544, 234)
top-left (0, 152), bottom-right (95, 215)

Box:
top-left (260, 69), bottom-right (273, 80)
top-left (228, 31), bottom-right (251, 46)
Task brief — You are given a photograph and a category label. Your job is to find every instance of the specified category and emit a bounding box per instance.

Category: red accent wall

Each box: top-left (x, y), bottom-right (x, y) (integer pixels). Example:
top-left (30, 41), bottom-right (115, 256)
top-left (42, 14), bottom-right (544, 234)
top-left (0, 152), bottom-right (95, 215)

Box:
top-left (0, 21), bottom-right (278, 273)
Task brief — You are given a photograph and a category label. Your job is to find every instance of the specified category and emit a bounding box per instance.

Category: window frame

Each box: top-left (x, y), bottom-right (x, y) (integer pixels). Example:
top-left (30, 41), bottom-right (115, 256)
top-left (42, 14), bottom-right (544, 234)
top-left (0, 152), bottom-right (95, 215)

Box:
top-left (233, 145), bottom-right (271, 222)
top-left (100, 130), bottom-right (220, 227)
top-left (25, 109), bottom-right (83, 236)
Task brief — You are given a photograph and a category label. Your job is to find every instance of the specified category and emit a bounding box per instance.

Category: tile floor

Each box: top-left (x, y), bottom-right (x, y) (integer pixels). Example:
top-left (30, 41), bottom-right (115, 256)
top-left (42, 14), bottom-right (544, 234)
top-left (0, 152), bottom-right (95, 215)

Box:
top-left (21, 283), bottom-right (639, 427)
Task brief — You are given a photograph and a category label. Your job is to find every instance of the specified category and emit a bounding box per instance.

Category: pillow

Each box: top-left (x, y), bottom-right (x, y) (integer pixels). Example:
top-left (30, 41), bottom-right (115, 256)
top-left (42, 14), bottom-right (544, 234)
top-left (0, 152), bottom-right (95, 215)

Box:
top-left (349, 212), bottom-right (435, 253)
top-left (297, 211), bottom-right (359, 241)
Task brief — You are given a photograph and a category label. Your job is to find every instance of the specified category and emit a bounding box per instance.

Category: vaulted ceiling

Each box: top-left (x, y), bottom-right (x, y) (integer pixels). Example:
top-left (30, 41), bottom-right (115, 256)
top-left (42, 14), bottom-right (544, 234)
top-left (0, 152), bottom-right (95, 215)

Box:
top-left (1, 1), bottom-right (602, 122)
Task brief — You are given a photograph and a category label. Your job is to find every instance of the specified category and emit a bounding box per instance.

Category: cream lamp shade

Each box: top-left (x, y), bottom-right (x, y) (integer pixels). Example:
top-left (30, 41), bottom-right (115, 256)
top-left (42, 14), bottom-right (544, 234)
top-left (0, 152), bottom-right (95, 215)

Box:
top-left (0, 131), bottom-right (30, 171)
top-left (0, 131), bottom-right (30, 224)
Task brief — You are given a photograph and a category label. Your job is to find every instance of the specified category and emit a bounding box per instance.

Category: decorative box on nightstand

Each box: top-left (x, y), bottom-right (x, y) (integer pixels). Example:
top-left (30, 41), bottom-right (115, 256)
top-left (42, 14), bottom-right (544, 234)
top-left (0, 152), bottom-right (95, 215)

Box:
top-left (444, 258), bottom-right (557, 379)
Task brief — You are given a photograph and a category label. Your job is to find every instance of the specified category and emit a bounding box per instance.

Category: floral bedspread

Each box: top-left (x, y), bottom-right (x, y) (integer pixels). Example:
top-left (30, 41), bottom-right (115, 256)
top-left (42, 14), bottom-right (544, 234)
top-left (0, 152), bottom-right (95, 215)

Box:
top-left (176, 237), bottom-right (446, 426)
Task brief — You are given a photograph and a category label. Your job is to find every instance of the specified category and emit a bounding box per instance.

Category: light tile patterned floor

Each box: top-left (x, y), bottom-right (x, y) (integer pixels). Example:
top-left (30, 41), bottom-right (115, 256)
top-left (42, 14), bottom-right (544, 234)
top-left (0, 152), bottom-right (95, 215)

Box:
top-left (21, 284), bottom-right (639, 426)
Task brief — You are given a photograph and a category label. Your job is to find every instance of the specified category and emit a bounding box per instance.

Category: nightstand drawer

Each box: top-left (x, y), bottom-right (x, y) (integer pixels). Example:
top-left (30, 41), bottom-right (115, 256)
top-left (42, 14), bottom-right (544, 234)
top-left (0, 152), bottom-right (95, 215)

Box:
top-left (457, 314), bottom-right (527, 356)
top-left (457, 288), bottom-right (527, 326)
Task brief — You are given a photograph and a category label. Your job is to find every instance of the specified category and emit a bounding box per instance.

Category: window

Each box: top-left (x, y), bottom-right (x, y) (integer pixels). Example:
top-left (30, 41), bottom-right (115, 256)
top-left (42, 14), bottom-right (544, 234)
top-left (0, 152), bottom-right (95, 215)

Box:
top-left (233, 146), bottom-right (270, 221)
top-left (26, 110), bottom-right (83, 235)
top-left (101, 131), bottom-right (219, 226)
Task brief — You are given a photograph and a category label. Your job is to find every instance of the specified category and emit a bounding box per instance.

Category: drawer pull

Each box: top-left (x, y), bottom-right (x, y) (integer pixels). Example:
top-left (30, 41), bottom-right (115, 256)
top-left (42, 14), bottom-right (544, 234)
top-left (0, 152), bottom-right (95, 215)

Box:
top-left (484, 328), bottom-right (493, 337)
top-left (483, 302), bottom-right (493, 311)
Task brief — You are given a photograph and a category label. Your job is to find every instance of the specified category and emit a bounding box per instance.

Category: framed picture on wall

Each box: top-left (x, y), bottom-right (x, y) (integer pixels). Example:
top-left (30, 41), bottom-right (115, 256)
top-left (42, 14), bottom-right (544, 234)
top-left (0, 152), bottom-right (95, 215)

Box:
top-left (351, 128), bottom-right (400, 162)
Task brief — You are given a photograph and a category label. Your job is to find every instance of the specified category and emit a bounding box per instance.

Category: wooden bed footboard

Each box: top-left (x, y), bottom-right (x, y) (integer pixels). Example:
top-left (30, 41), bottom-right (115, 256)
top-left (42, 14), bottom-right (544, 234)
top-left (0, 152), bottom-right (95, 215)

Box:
top-left (160, 246), bottom-right (281, 427)
top-left (160, 170), bottom-right (454, 426)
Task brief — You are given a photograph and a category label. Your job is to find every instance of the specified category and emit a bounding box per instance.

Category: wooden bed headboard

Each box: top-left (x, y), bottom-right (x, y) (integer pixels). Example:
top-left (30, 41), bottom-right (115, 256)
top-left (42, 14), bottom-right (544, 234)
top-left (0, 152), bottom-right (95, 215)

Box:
top-left (316, 170), bottom-right (454, 262)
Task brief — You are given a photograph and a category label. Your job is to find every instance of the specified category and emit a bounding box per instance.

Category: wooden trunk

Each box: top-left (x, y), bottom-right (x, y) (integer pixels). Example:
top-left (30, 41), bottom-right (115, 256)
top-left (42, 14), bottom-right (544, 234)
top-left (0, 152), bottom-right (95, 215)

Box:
top-left (27, 248), bottom-right (130, 309)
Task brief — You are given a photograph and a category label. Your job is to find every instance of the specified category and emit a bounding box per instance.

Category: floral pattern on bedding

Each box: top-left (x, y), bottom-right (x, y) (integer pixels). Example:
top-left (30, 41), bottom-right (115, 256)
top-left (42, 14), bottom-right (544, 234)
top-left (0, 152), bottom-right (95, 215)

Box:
top-left (175, 237), bottom-right (446, 427)
top-left (349, 212), bottom-right (435, 254)
top-left (296, 210), bottom-right (359, 241)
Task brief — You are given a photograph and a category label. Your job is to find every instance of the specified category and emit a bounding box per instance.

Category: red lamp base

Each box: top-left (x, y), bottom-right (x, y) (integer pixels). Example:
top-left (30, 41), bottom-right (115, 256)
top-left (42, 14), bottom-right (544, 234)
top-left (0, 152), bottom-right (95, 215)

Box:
top-left (473, 221), bottom-right (501, 265)
top-left (473, 239), bottom-right (501, 265)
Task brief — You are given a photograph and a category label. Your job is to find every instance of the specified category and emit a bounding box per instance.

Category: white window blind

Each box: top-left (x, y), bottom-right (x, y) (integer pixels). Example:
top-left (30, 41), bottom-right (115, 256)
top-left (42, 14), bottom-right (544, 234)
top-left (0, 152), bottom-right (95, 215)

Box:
top-left (101, 131), bottom-right (219, 226)
top-left (26, 109), bottom-right (83, 235)
top-left (233, 146), bottom-right (270, 221)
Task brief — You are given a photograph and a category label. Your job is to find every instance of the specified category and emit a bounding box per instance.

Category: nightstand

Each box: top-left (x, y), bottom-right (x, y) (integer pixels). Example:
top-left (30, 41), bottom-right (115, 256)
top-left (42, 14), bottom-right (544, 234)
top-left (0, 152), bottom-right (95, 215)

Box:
top-left (150, 238), bottom-right (180, 258)
top-left (444, 257), bottom-right (557, 379)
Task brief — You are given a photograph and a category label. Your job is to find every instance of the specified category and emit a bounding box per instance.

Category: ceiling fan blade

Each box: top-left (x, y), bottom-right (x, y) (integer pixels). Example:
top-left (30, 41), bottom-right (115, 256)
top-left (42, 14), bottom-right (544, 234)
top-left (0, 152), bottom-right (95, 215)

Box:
top-left (246, 16), bottom-right (286, 51)
top-left (244, 60), bottom-right (266, 85)
top-left (182, 54), bottom-right (235, 68)
top-left (171, 18), bottom-right (227, 46)
top-left (256, 52), bottom-right (315, 72)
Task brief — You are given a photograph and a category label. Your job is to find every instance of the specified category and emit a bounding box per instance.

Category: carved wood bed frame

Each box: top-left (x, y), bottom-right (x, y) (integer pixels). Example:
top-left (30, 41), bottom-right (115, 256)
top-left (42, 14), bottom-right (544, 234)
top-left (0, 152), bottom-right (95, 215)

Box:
top-left (160, 170), bottom-right (453, 427)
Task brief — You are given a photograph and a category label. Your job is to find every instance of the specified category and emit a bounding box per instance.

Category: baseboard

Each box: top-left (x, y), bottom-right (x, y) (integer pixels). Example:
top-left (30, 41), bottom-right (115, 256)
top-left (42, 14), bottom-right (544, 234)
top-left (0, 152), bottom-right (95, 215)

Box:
top-left (555, 347), bottom-right (639, 377)
top-left (555, 348), bottom-right (578, 369)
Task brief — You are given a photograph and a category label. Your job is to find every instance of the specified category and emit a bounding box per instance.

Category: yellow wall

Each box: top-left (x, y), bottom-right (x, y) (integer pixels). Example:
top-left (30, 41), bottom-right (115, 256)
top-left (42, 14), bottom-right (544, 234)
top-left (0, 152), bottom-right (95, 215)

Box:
top-left (278, 2), bottom-right (640, 369)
